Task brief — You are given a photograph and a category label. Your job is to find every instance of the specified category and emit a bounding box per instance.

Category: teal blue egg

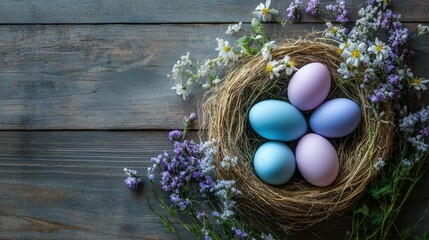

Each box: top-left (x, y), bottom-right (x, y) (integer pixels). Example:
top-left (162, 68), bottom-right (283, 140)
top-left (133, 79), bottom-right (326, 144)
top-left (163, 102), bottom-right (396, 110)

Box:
top-left (253, 141), bottom-right (296, 185)
top-left (249, 100), bottom-right (307, 141)
top-left (310, 98), bottom-right (361, 138)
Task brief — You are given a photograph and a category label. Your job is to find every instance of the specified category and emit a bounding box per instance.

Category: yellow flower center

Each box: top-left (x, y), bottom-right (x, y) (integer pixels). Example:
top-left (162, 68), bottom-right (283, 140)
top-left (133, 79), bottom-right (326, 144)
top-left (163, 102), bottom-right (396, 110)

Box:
top-left (262, 7), bottom-right (270, 15)
top-left (413, 77), bottom-right (422, 85)
top-left (376, 44), bottom-right (383, 53)
top-left (352, 49), bottom-right (361, 58)
top-left (337, 48), bottom-right (344, 55)
top-left (223, 45), bottom-right (231, 52)
top-left (383, 0), bottom-right (388, 4)
top-left (266, 64), bottom-right (273, 73)
top-left (331, 27), bottom-right (338, 34)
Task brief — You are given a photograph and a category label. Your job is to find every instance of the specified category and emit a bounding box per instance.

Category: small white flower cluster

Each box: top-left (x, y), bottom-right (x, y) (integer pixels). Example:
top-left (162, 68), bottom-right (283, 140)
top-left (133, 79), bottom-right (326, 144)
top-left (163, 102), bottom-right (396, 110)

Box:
top-left (253, 0), bottom-right (279, 22)
top-left (417, 24), bottom-right (429, 36)
top-left (226, 22), bottom-right (242, 35)
top-left (261, 233), bottom-right (275, 240)
top-left (373, 158), bottom-right (385, 171)
top-left (199, 139), bottom-right (218, 175)
top-left (220, 156), bottom-right (238, 170)
top-left (211, 180), bottom-right (242, 220)
top-left (169, 53), bottom-right (193, 100)
top-left (353, 2), bottom-right (384, 41)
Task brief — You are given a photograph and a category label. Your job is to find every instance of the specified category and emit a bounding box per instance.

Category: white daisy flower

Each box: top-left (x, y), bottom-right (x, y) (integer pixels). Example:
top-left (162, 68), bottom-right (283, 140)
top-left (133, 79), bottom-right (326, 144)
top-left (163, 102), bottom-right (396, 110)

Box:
top-left (226, 22), bottom-right (242, 34)
top-left (253, 0), bottom-right (279, 22)
top-left (282, 55), bottom-right (297, 75)
top-left (323, 22), bottom-right (345, 39)
top-left (266, 60), bottom-right (283, 79)
top-left (215, 38), bottom-right (235, 60)
top-left (172, 83), bottom-right (190, 100)
top-left (368, 38), bottom-right (390, 61)
top-left (338, 62), bottom-right (355, 79)
top-left (261, 41), bottom-right (277, 60)
top-left (338, 39), bottom-right (352, 56)
top-left (412, 77), bottom-right (429, 91)
top-left (343, 42), bottom-right (368, 67)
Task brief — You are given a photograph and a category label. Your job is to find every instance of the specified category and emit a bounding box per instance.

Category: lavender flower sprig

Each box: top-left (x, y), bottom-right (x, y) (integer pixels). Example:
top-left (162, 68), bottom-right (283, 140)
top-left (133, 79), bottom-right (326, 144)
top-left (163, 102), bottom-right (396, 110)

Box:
top-left (124, 168), bottom-right (143, 190)
top-left (147, 113), bottom-right (277, 239)
top-left (287, 0), bottom-right (302, 22)
top-left (326, 0), bottom-right (348, 23)
top-left (306, 0), bottom-right (320, 16)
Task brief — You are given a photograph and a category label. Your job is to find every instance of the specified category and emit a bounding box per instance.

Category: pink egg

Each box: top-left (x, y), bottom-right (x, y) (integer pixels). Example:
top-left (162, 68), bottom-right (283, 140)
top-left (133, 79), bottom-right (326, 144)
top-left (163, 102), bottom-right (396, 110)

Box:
top-left (287, 62), bottom-right (331, 111)
top-left (295, 133), bottom-right (339, 187)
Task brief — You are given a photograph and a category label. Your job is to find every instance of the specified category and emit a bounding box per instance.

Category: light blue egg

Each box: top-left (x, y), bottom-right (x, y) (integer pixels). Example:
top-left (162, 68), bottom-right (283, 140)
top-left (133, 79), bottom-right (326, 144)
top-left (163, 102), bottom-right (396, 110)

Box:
top-left (310, 98), bottom-right (361, 138)
top-left (249, 100), bottom-right (307, 141)
top-left (253, 141), bottom-right (296, 185)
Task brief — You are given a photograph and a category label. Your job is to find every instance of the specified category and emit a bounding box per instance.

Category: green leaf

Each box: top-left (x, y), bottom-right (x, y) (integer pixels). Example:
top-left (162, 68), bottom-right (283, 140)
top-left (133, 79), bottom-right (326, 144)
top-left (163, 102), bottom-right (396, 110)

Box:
top-left (236, 36), bottom-right (251, 47)
top-left (369, 211), bottom-right (383, 226)
top-left (356, 205), bottom-right (369, 216)
top-left (401, 227), bottom-right (411, 239)
top-left (369, 183), bottom-right (393, 199)
top-left (251, 18), bottom-right (265, 36)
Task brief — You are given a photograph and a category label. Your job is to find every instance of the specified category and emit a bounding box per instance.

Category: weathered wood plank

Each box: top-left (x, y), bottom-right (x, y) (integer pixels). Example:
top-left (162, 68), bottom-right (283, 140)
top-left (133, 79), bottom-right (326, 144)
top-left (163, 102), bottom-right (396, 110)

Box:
top-left (0, 23), bottom-right (428, 130)
top-left (0, 131), bottom-right (427, 239)
top-left (0, 0), bottom-right (427, 24)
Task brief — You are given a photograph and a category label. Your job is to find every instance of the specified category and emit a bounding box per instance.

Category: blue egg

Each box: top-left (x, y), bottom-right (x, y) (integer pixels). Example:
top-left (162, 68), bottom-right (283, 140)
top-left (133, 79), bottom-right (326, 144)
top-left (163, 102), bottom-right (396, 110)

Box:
top-left (310, 98), bottom-right (361, 138)
top-left (253, 141), bottom-right (296, 185)
top-left (249, 100), bottom-right (307, 141)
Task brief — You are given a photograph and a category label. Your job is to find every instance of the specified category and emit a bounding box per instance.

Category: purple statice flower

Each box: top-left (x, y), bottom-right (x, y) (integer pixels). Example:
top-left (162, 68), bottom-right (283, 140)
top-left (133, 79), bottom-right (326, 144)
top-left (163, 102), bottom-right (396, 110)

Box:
top-left (423, 127), bottom-right (429, 137)
top-left (306, 0), bottom-right (320, 16)
top-left (178, 199), bottom-right (191, 210)
top-left (399, 106), bottom-right (429, 135)
top-left (196, 211), bottom-right (206, 221)
top-left (232, 227), bottom-right (248, 238)
top-left (287, 0), bottom-right (302, 22)
top-left (388, 74), bottom-right (399, 85)
top-left (367, 0), bottom-right (376, 5)
top-left (124, 168), bottom-right (143, 190)
top-left (326, 0), bottom-right (348, 23)
top-left (151, 135), bottom-right (217, 211)
top-left (199, 175), bottom-right (214, 193)
top-left (380, 9), bottom-right (413, 59)
top-left (168, 130), bottom-right (183, 142)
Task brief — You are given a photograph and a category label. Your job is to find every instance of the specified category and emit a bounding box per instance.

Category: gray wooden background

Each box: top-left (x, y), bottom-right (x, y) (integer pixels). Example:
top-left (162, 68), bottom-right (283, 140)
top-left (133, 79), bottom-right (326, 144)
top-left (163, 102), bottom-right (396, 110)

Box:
top-left (0, 0), bottom-right (428, 239)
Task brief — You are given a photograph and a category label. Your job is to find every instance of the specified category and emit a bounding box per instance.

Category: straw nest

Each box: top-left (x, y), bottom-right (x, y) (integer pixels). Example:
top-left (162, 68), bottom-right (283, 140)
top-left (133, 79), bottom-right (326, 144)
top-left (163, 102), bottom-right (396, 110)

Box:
top-left (201, 39), bottom-right (395, 232)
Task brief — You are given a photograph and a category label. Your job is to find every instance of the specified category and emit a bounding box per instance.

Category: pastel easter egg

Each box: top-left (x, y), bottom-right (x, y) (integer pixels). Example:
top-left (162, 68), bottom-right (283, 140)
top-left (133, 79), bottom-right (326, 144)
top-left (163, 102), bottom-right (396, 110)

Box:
top-left (249, 100), bottom-right (307, 141)
top-left (287, 62), bottom-right (331, 111)
top-left (253, 141), bottom-right (296, 185)
top-left (310, 98), bottom-right (361, 138)
top-left (295, 133), bottom-right (339, 187)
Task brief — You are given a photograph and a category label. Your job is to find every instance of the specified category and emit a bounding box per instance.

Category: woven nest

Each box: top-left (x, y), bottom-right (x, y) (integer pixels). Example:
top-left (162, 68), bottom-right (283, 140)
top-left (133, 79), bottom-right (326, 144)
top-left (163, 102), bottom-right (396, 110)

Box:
top-left (201, 39), bottom-right (395, 232)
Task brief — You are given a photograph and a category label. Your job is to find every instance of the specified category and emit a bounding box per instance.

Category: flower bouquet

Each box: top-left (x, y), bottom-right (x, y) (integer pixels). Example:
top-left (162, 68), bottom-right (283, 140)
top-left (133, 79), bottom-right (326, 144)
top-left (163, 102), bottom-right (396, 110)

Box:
top-left (125, 0), bottom-right (429, 239)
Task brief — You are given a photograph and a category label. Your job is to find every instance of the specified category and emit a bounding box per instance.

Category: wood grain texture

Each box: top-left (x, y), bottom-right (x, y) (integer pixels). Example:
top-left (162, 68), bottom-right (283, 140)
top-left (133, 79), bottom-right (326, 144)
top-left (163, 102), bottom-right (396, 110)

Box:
top-left (0, 23), bottom-right (428, 130)
top-left (0, 0), bottom-right (428, 24)
top-left (0, 131), bottom-right (427, 239)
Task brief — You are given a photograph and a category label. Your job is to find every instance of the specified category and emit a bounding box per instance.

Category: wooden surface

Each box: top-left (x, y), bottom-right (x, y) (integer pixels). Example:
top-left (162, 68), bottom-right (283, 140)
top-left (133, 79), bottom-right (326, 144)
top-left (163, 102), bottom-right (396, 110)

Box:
top-left (0, 1), bottom-right (428, 239)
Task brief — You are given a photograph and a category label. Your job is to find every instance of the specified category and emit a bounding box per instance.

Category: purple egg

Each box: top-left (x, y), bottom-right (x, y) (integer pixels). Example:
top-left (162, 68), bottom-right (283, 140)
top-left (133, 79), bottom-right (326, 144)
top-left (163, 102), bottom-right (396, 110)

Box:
top-left (295, 133), bottom-right (339, 187)
top-left (310, 98), bottom-right (361, 138)
top-left (287, 63), bottom-right (331, 111)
